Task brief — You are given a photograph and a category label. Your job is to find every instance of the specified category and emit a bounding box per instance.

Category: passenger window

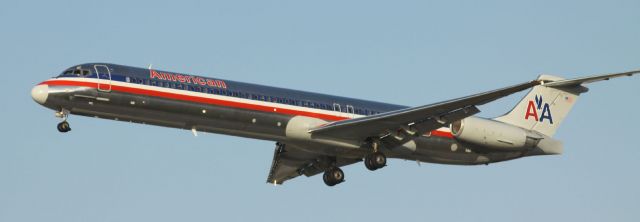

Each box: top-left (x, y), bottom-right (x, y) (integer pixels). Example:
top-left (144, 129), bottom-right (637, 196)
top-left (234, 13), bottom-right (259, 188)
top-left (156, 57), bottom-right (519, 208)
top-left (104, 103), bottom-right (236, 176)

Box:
top-left (333, 103), bottom-right (341, 112)
top-left (346, 105), bottom-right (354, 114)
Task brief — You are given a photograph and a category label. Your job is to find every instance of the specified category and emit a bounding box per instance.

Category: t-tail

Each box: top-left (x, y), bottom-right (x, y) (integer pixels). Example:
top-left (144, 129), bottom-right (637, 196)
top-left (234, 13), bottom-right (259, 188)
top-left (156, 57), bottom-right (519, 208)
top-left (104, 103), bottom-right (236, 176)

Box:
top-left (494, 75), bottom-right (588, 138)
top-left (490, 75), bottom-right (591, 156)
top-left (453, 70), bottom-right (639, 156)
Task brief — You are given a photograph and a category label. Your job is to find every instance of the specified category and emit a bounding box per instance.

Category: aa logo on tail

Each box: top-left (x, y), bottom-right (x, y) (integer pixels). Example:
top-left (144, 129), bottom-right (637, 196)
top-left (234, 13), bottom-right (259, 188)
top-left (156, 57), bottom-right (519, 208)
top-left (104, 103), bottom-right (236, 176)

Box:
top-left (525, 95), bottom-right (553, 124)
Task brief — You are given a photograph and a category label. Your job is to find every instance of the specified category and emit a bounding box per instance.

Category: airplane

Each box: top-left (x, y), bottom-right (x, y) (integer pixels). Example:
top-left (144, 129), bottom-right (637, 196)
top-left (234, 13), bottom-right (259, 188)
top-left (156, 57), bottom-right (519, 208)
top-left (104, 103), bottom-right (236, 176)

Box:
top-left (31, 63), bottom-right (638, 186)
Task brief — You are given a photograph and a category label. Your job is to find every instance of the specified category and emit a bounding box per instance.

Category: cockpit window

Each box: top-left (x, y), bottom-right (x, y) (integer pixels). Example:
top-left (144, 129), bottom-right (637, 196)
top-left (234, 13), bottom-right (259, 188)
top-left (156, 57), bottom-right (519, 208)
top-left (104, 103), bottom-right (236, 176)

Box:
top-left (60, 67), bottom-right (92, 77)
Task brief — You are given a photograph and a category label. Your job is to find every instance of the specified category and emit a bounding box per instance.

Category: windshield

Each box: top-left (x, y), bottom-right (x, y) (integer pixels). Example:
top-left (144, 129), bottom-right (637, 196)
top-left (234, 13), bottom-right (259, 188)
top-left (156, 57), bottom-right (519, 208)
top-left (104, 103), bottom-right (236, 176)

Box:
top-left (59, 66), bottom-right (92, 78)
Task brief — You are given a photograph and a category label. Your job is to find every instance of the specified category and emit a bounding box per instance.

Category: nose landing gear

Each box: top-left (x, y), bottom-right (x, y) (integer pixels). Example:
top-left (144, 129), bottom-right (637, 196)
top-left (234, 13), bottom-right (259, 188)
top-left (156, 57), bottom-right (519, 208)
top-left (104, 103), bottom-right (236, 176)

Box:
top-left (55, 109), bottom-right (71, 133)
top-left (57, 121), bottom-right (71, 133)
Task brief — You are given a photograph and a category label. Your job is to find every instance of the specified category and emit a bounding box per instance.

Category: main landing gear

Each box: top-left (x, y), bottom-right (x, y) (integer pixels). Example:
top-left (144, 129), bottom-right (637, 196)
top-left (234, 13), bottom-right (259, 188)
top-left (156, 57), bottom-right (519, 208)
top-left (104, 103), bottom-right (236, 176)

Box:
top-left (55, 109), bottom-right (71, 133)
top-left (321, 152), bottom-right (386, 187)
top-left (323, 166), bottom-right (345, 186)
top-left (364, 152), bottom-right (387, 171)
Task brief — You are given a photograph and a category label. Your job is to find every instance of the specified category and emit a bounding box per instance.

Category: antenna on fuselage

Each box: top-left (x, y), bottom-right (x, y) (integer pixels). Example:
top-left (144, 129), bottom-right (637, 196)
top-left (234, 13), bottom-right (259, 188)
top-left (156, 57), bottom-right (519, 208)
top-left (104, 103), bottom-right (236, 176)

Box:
top-left (148, 63), bottom-right (153, 69)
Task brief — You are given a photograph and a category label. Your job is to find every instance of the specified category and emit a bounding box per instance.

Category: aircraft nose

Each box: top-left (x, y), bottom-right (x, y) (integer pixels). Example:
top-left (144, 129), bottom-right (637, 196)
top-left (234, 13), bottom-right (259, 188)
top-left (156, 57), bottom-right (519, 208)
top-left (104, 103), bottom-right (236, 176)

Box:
top-left (31, 84), bottom-right (49, 105)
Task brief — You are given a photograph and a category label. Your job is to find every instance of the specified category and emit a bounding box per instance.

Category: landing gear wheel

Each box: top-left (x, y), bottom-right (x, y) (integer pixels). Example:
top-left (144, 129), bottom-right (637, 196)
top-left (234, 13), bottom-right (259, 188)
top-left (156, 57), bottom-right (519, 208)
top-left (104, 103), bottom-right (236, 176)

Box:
top-left (323, 167), bottom-right (345, 186)
top-left (57, 121), bottom-right (71, 133)
top-left (364, 152), bottom-right (386, 171)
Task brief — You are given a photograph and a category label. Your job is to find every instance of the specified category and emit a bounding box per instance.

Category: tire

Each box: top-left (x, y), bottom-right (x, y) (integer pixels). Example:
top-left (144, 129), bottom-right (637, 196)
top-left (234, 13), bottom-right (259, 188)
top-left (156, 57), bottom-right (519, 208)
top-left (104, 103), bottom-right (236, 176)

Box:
top-left (323, 170), bottom-right (335, 186)
top-left (57, 121), bottom-right (71, 133)
top-left (331, 167), bottom-right (344, 182)
top-left (365, 157), bottom-right (377, 171)
top-left (372, 152), bottom-right (386, 168)
top-left (323, 167), bottom-right (344, 186)
top-left (364, 152), bottom-right (386, 171)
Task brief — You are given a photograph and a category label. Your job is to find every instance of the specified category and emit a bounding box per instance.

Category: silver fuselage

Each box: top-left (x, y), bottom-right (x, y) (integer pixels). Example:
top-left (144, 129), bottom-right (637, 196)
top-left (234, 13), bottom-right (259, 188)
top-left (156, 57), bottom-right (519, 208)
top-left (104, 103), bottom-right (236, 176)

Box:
top-left (32, 64), bottom-right (547, 166)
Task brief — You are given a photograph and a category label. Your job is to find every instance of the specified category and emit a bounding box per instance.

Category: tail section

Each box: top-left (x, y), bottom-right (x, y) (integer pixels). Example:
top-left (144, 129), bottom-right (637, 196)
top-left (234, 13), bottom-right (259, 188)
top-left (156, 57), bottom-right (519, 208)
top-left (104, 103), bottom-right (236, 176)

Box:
top-left (495, 75), bottom-right (588, 137)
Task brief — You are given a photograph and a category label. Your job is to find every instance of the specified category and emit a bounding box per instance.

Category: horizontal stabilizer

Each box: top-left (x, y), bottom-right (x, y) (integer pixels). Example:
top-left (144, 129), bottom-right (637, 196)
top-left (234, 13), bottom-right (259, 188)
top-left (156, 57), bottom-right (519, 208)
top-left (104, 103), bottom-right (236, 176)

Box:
top-left (543, 69), bottom-right (639, 88)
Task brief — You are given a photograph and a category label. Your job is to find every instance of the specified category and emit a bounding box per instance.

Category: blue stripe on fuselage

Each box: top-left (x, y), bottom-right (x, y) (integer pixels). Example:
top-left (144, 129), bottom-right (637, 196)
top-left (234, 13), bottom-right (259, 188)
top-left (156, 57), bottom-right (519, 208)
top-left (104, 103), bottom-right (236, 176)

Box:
top-left (58, 63), bottom-right (408, 116)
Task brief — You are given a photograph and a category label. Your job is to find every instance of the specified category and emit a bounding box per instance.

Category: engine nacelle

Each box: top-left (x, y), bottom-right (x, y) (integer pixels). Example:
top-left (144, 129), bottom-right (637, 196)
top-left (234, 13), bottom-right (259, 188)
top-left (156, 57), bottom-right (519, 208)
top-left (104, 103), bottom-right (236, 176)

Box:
top-left (451, 117), bottom-right (542, 151)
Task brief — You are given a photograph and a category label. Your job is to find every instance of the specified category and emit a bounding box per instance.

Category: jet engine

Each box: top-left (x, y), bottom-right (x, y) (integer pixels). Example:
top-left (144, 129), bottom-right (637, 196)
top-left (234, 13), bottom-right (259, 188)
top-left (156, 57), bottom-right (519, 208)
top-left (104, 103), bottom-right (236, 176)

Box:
top-left (450, 117), bottom-right (542, 151)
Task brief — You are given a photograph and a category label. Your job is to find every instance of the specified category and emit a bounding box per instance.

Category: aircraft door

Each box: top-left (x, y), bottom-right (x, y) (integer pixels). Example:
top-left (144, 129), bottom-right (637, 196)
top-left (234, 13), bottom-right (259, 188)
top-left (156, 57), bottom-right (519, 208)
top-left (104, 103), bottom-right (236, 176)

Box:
top-left (95, 65), bottom-right (112, 92)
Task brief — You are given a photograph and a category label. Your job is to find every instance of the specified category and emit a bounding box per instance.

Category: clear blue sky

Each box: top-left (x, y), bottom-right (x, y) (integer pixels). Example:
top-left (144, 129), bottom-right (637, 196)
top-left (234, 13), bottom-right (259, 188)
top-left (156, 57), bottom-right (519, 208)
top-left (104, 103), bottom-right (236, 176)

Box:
top-left (1, 0), bottom-right (639, 221)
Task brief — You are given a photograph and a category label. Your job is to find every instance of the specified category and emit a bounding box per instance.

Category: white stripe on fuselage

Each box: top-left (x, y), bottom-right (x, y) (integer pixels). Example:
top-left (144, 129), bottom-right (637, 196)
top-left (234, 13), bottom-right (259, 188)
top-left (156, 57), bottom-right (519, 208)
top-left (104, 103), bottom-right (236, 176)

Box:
top-left (50, 77), bottom-right (452, 132)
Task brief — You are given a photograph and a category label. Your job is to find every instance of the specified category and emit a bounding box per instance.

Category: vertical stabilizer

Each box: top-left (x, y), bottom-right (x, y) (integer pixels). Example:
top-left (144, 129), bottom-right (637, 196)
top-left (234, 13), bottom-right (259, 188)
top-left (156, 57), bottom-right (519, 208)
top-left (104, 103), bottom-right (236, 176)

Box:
top-left (494, 75), bottom-right (588, 137)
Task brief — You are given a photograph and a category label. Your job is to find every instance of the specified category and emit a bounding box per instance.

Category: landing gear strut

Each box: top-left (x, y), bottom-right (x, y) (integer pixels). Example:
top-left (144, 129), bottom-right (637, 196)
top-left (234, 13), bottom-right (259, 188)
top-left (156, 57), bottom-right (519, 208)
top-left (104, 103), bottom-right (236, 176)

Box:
top-left (55, 109), bottom-right (71, 133)
top-left (365, 152), bottom-right (386, 171)
top-left (323, 167), bottom-right (344, 186)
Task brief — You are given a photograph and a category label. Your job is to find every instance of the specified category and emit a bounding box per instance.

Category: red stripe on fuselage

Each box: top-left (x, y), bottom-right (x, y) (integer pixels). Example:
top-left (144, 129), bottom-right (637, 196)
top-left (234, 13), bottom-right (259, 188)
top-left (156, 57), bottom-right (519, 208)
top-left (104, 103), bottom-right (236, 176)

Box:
top-left (42, 79), bottom-right (346, 121)
top-left (40, 79), bottom-right (454, 138)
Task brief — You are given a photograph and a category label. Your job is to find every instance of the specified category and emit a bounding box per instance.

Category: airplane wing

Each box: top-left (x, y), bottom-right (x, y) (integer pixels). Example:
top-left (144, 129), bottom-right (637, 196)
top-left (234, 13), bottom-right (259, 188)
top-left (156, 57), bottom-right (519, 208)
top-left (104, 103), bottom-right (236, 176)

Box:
top-left (266, 143), bottom-right (360, 185)
top-left (309, 69), bottom-right (639, 142)
top-left (309, 80), bottom-right (541, 141)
